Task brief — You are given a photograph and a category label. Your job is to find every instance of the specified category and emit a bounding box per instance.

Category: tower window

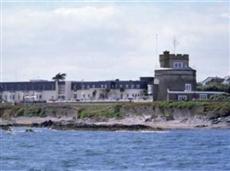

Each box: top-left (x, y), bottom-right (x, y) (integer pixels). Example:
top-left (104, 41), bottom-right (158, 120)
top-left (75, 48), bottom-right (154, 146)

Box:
top-left (173, 62), bottom-right (183, 68)
top-left (178, 95), bottom-right (187, 101)
top-left (199, 94), bottom-right (207, 100)
top-left (185, 84), bottom-right (192, 91)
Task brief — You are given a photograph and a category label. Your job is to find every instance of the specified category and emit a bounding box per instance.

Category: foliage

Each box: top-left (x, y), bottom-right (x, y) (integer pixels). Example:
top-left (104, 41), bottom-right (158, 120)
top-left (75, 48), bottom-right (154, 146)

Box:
top-left (120, 88), bottom-right (125, 92)
top-left (156, 101), bottom-right (206, 109)
top-left (209, 94), bottom-right (230, 101)
top-left (52, 73), bottom-right (67, 82)
top-left (14, 105), bottom-right (47, 117)
top-left (197, 82), bottom-right (230, 93)
top-left (0, 101), bottom-right (230, 120)
top-left (143, 90), bottom-right (148, 96)
top-left (154, 101), bottom-right (230, 114)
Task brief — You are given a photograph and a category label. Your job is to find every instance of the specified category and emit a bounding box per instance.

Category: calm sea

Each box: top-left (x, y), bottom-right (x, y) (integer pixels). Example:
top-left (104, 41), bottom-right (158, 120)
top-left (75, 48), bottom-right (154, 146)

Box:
top-left (0, 128), bottom-right (230, 171)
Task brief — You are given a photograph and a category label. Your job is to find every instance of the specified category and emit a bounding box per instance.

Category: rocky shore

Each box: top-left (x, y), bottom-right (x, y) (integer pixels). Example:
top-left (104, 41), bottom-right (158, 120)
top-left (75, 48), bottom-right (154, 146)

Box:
top-left (1, 101), bottom-right (230, 131)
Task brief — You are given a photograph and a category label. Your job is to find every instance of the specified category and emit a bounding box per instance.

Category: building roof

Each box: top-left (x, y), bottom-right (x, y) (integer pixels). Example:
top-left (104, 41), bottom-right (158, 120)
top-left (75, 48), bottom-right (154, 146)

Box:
top-left (201, 77), bottom-right (224, 85)
top-left (223, 76), bottom-right (230, 84)
top-left (0, 81), bottom-right (55, 92)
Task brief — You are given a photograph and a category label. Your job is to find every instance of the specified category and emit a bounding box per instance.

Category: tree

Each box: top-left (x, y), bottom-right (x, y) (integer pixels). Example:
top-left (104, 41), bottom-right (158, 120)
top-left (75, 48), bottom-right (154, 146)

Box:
top-left (52, 73), bottom-right (67, 100)
top-left (120, 87), bottom-right (125, 92)
top-left (92, 90), bottom-right (97, 99)
top-left (52, 73), bottom-right (66, 82)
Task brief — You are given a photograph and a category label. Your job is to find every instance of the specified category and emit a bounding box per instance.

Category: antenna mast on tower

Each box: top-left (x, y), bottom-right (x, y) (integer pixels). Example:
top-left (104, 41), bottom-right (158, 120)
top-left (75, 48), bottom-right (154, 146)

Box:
top-left (173, 36), bottom-right (179, 54)
top-left (155, 34), bottom-right (158, 68)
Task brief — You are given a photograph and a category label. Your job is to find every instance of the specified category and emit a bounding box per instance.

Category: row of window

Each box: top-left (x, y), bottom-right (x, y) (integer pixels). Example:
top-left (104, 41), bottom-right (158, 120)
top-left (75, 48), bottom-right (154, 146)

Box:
top-left (74, 84), bottom-right (141, 90)
top-left (75, 93), bottom-right (143, 99)
top-left (177, 94), bottom-right (208, 101)
top-left (173, 62), bottom-right (188, 69)
top-left (2, 94), bottom-right (43, 100)
top-left (0, 85), bottom-right (55, 91)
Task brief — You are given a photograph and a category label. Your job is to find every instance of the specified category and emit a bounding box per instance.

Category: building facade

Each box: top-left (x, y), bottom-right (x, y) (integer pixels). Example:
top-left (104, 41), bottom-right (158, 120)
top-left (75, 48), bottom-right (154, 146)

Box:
top-left (0, 77), bottom-right (154, 103)
top-left (0, 51), bottom-right (227, 103)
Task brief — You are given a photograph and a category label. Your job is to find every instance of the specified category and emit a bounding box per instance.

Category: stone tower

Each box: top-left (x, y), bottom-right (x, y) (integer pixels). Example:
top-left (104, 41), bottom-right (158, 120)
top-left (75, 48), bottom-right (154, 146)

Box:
top-left (154, 51), bottom-right (197, 100)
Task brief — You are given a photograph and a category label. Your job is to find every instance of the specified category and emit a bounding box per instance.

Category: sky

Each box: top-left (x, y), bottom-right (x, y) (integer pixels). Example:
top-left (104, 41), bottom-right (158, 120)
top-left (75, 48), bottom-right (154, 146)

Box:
top-left (1, 0), bottom-right (230, 82)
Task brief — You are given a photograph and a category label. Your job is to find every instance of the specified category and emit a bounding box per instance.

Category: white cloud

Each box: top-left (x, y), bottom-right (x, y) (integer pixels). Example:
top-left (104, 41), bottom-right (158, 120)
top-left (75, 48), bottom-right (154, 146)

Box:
top-left (2, 4), bottom-right (229, 82)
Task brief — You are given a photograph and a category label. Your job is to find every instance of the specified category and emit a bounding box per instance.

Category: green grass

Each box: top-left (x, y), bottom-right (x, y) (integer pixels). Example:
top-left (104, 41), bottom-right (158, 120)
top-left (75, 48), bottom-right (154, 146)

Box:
top-left (0, 101), bottom-right (229, 119)
top-left (156, 101), bottom-right (207, 109)
top-left (14, 105), bottom-right (47, 117)
top-left (78, 104), bottom-right (122, 119)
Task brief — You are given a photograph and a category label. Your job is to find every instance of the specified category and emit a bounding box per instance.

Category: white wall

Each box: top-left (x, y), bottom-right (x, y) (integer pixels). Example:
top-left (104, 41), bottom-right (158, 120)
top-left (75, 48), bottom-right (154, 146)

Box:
top-left (72, 88), bottom-right (145, 101)
top-left (1, 90), bottom-right (57, 103)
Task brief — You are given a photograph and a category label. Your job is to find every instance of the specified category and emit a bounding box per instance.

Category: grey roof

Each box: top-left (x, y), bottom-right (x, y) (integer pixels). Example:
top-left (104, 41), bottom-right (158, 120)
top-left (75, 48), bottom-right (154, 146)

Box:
top-left (71, 78), bottom-right (153, 90)
top-left (0, 81), bottom-right (55, 91)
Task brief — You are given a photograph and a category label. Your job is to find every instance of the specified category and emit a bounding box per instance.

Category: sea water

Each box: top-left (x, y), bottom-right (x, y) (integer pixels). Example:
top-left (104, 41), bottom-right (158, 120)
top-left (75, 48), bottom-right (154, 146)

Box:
top-left (0, 128), bottom-right (230, 171)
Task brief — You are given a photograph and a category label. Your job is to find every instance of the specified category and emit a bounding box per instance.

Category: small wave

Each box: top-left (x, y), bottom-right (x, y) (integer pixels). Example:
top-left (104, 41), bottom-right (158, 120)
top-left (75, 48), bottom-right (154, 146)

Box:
top-left (9, 127), bottom-right (48, 134)
top-left (138, 130), bottom-right (170, 134)
top-left (115, 130), bottom-right (170, 134)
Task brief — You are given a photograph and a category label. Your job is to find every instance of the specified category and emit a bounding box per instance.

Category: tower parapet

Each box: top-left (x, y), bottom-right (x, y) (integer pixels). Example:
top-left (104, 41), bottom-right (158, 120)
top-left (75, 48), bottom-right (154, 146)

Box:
top-left (160, 51), bottom-right (189, 69)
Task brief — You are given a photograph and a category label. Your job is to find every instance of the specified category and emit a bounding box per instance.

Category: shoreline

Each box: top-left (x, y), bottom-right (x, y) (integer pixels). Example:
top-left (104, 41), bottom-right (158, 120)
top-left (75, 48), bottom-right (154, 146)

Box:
top-left (1, 102), bottom-right (230, 131)
top-left (1, 115), bottom-right (229, 131)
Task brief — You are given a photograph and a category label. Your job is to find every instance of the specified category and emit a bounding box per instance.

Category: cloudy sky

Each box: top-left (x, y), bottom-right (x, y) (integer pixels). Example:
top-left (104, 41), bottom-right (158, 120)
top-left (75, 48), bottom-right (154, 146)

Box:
top-left (1, 0), bottom-right (229, 82)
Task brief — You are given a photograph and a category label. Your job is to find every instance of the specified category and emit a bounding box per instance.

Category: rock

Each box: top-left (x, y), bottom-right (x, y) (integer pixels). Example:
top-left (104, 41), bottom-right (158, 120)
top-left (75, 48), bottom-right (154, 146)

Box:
top-left (32, 123), bottom-right (39, 127)
top-left (40, 120), bottom-right (53, 127)
top-left (25, 128), bottom-right (34, 132)
top-left (1, 125), bottom-right (12, 131)
top-left (195, 125), bottom-right (207, 128)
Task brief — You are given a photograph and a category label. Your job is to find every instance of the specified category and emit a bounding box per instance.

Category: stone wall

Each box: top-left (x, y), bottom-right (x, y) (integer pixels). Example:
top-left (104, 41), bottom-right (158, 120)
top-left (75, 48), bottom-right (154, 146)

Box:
top-left (155, 69), bottom-right (196, 100)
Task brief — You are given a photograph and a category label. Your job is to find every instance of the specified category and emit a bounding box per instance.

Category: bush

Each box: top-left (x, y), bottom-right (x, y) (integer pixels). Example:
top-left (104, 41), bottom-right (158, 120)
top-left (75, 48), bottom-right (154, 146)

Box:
top-left (197, 83), bottom-right (230, 93)
top-left (209, 94), bottom-right (230, 101)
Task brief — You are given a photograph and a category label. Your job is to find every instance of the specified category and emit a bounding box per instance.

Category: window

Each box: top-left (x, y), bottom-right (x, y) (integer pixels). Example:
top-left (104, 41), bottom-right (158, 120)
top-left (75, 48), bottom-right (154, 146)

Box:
top-left (173, 62), bottom-right (183, 69)
top-left (126, 84), bottom-right (129, 88)
top-left (178, 95), bottom-right (187, 101)
top-left (185, 84), bottom-right (192, 91)
top-left (199, 94), bottom-right (207, 100)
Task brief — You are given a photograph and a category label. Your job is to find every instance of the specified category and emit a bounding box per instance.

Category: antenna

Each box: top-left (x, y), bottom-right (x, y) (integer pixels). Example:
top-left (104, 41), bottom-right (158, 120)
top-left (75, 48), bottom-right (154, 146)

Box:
top-left (154, 34), bottom-right (158, 68)
top-left (173, 37), bottom-right (176, 54)
top-left (173, 36), bottom-right (179, 54)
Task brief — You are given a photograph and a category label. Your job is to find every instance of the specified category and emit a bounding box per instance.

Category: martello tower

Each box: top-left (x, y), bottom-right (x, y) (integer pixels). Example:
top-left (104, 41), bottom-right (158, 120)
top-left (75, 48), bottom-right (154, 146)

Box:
top-left (154, 51), bottom-right (197, 100)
